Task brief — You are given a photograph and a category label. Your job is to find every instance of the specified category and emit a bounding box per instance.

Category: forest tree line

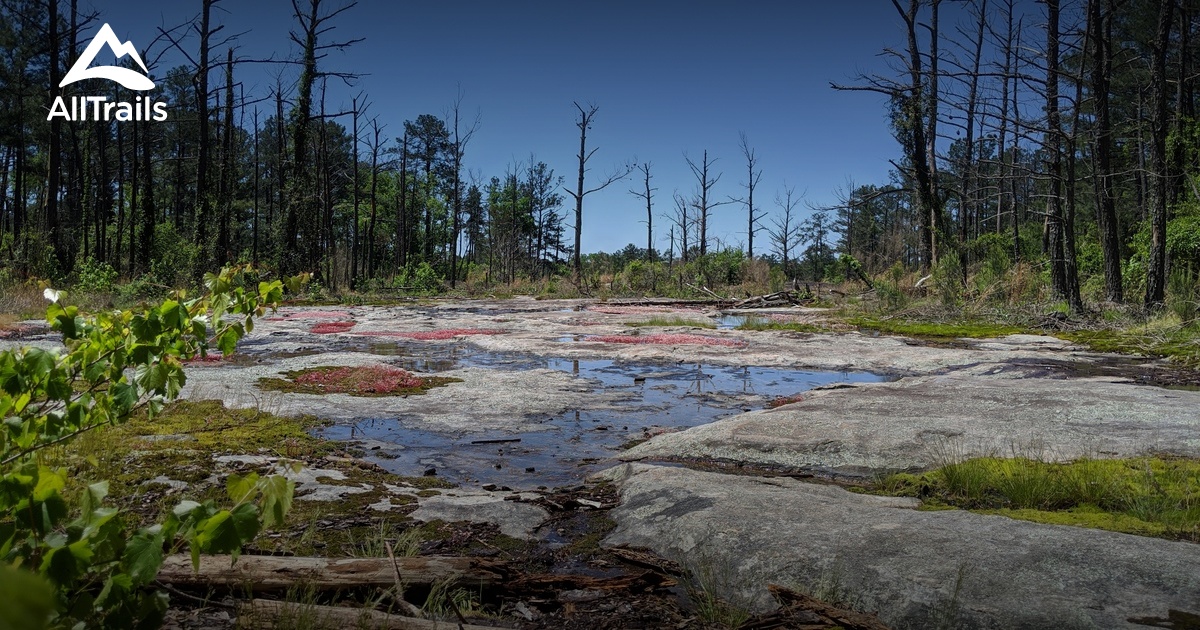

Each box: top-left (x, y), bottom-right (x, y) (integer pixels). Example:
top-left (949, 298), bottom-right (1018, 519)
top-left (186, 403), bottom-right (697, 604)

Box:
top-left (835, 0), bottom-right (1200, 312)
top-left (2, 0), bottom-right (1200, 312)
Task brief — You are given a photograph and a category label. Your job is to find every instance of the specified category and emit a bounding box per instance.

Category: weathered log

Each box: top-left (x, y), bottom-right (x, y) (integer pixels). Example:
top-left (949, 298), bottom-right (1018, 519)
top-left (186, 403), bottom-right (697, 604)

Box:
top-left (505, 569), bottom-right (675, 595)
top-left (606, 545), bottom-right (684, 576)
top-left (236, 599), bottom-right (500, 629)
top-left (158, 554), bottom-right (509, 592)
top-left (759, 584), bottom-right (893, 630)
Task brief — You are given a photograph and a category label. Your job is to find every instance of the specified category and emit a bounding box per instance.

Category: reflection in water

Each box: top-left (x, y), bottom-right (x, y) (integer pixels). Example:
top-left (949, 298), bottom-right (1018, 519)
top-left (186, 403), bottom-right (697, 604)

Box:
top-left (311, 344), bottom-right (882, 489)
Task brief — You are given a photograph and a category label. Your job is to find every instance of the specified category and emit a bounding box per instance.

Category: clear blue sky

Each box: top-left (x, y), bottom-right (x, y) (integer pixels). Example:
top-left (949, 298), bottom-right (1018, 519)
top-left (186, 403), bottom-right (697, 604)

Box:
top-left (81, 0), bottom-right (998, 254)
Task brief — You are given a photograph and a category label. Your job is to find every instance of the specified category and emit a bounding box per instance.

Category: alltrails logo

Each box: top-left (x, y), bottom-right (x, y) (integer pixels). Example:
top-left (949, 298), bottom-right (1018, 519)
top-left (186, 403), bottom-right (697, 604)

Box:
top-left (47, 23), bottom-right (168, 122)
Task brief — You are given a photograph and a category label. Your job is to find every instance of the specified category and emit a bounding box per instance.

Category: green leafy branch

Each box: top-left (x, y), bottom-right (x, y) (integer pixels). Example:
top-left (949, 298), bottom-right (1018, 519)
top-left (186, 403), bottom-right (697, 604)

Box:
top-left (0, 265), bottom-right (308, 629)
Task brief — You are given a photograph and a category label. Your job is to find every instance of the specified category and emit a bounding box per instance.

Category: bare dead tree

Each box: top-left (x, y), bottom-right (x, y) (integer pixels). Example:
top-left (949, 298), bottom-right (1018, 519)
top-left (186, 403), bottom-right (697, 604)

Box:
top-left (563, 102), bottom-right (630, 279)
top-left (190, 0), bottom-right (224, 249)
top-left (629, 162), bottom-right (656, 260)
top-left (684, 150), bottom-right (731, 257)
top-left (958, 0), bottom-right (987, 249)
top-left (282, 0), bottom-right (363, 274)
top-left (668, 191), bottom-right (691, 264)
top-left (832, 0), bottom-right (946, 270)
top-left (735, 132), bottom-right (765, 258)
top-left (771, 185), bottom-right (802, 279)
top-left (349, 95), bottom-right (363, 287)
top-left (447, 89), bottom-right (481, 288)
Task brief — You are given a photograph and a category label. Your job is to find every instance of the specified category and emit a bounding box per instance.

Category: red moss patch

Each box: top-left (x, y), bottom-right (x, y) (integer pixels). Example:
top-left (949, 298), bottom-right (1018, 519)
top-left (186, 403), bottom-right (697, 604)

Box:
top-left (582, 333), bottom-right (745, 347)
top-left (311, 321), bottom-right (356, 334)
top-left (767, 394), bottom-right (806, 408)
top-left (183, 352), bottom-right (225, 364)
top-left (352, 328), bottom-right (504, 340)
top-left (0, 323), bottom-right (37, 339)
top-left (258, 364), bottom-right (461, 396)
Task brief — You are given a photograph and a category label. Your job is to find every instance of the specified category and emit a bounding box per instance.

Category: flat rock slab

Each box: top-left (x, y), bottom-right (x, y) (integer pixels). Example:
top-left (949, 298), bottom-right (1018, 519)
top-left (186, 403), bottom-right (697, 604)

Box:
top-left (623, 363), bottom-right (1200, 475)
top-left (408, 491), bottom-right (548, 540)
top-left (599, 463), bottom-right (1200, 628)
top-left (182, 351), bottom-right (623, 433)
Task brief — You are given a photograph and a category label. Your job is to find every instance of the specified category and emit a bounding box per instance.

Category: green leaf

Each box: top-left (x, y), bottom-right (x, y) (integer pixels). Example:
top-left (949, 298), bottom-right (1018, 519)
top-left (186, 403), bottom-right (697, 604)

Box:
top-left (22, 349), bottom-right (56, 381)
top-left (225, 472), bottom-right (259, 504)
top-left (40, 545), bottom-right (81, 585)
top-left (194, 504), bottom-right (260, 559)
top-left (79, 481), bottom-right (110, 519)
top-left (122, 532), bottom-right (165, 585)
top-left (134, 590), bottom-right (169, 630)
top-left (216, 328), bottom-right (239, 356)
top-left (110, 382), bottom-right (138, 415)
top-left (0, 564), bottom-right (53, 630)
top-left (160, 300), bottom-right (185, 332)
top-left (260, 476), bottom-right (294, 529)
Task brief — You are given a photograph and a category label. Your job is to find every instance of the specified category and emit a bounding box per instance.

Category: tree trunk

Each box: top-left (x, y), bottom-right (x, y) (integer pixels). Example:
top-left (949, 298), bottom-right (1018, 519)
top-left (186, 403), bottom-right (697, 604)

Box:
top-left (195, 0), bottom-right (213, 248)
top-left (47, 0), bottom-right (63, 271)
top-left (350, 97), bottom-right (360, 287)
top-left (368, 121), bottom-right (381, 279)
top-left (1090, 0), bottom-right (1123, 302)
top-left (218, 47), bottom-right (234, 263)
top-left (1146, 0), bottom-right (1174, 308)
top-left (140, 119), bottom-right (155, 271)
top-left (572, 108), bottom-right (588, 279)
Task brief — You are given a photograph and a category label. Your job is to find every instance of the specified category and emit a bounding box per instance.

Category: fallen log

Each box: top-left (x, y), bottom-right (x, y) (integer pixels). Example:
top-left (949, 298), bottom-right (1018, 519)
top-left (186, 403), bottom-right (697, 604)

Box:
top-left (158, 554), bottom-right (509, 592)
top-left (506, 569), bottom-right (675, 595)
top-left (236, 599), bottom-right (500, 629)
top-left (606, 545), bottom-right (684, 576)
top-left (748, 584), bottom-right (892, 630)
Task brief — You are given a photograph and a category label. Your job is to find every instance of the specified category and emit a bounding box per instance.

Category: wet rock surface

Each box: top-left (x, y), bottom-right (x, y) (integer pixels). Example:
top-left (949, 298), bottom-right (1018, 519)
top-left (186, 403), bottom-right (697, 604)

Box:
top-left (409, 491), bottom-right (550, 540)
top-left (622, 362), bottom-right (1200, 476)
top-left (9, 299), bottom-right (1200, 626)
top-left (599, 463), bottom-right (1200, 629)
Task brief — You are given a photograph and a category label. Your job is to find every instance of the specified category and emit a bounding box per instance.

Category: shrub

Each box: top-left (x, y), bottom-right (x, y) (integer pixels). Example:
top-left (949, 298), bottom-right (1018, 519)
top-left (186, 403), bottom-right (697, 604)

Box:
top-left (0, 265), bottom-right (305, 628)
top-left (74, 257), bottom-right (119, 294)
top-left (396, 262), bottom-right (444, 294)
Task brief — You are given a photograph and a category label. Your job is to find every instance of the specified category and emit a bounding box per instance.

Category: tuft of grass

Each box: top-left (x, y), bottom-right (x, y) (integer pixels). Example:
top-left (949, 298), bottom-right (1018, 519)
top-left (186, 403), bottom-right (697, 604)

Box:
top-left (875, 456), bottom-right (1200, 540)
top-left (422, 577), bottom-right (485, 620)
top-left (624, 316), bottom-right (716, 329)
top-left (684, 560), bottom-right (752, 629)
top-left (349, 521), bottom-right (424, 558)
top-left (849, 316), bottom-right (1025, 339)
top-left (736, 317), bottom-right (825, 333)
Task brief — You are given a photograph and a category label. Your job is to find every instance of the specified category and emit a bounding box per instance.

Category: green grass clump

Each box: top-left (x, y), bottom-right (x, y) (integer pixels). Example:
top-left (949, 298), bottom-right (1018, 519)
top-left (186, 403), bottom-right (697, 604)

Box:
top-left (625, 316), bottom-right (717, 329)
top-left (877, 456), bottom-right (1200, 540)
top-left (1062, 328), bottom-right (1200, 368)
top-left (848, 317), bottom-right (1025, 339)
top-left (736, 317), bottom-right (825, 333)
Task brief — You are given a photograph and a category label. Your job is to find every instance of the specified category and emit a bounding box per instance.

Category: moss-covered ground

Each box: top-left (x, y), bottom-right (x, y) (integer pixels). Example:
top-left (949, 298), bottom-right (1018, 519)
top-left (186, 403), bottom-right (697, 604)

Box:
top-left (868, 456), bottom-right (1200, 541)
top-left (49, 399), bottom-right (456, 557)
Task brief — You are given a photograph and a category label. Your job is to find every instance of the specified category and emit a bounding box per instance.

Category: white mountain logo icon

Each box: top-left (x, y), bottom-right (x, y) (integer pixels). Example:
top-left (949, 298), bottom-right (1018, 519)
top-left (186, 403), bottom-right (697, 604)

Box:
top-left (60, 23), bottom-right (154, 91)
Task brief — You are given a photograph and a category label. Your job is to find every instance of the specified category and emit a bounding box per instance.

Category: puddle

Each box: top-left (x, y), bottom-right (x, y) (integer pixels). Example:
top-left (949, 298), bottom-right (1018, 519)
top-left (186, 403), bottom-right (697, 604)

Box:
top-left (314, 352), bottom-right (883, 489)
top-left (715, 314), bottom-right (758, 329)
